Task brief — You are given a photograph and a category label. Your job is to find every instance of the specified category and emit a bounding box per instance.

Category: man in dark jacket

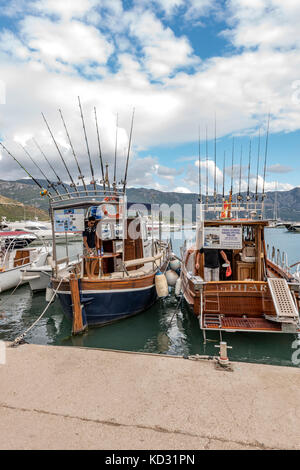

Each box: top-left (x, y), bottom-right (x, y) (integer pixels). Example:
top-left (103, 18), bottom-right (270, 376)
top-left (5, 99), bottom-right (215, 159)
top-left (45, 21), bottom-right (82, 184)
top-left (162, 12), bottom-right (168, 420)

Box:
top-left (196, 248), bottom-right (230, 281)
top-left (83, 216), bottom-right (97, 255)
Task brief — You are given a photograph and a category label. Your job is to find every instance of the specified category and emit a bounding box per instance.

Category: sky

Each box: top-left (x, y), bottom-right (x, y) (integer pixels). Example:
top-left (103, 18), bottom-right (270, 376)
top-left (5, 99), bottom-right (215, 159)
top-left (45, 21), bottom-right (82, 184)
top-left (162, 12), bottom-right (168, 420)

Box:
top-left (0, 0), bottom-right (300, 195)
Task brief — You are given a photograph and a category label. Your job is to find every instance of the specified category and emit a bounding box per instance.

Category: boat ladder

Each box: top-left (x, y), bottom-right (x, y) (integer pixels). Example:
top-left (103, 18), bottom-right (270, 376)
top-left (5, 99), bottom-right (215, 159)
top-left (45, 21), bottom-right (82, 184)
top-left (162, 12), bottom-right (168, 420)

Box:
top-left (267, 278), bottom-right (299, 323)
top-left (204, 289), bottom-right (220, 313)
top-left (203, 314), bottom-right (221, 328)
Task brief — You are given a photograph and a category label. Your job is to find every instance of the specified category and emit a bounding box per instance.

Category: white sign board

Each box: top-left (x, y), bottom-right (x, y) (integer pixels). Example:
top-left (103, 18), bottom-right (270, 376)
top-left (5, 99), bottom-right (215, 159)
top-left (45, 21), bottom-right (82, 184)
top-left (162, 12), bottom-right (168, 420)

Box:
top-left (54, 209), bottom-right (85, 233)
top-left (204, 226), bottom-right (242, 250)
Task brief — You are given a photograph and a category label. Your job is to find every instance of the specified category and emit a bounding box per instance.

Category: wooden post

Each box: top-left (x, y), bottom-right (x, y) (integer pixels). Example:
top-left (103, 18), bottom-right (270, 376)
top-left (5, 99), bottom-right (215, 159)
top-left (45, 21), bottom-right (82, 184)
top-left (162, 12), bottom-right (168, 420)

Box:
top-left (70, 274), bottom-right (87, 335)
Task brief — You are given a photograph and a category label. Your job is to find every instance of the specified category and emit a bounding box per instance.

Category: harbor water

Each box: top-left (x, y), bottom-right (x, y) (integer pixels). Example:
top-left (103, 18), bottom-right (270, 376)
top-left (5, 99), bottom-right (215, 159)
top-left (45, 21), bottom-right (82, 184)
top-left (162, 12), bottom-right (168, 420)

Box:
top-left (0, 227), bottom-right (299, 367)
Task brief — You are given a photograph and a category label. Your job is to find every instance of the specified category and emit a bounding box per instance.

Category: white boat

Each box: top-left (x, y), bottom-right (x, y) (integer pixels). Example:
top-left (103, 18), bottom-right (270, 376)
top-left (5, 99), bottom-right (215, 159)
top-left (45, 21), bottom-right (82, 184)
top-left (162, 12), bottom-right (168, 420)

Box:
top-left (0, 231), bottom-right (51, 293)
top-left (4, 218), bottom-right (82, 243)
top-left (285, 223), bottom-right (300, 232)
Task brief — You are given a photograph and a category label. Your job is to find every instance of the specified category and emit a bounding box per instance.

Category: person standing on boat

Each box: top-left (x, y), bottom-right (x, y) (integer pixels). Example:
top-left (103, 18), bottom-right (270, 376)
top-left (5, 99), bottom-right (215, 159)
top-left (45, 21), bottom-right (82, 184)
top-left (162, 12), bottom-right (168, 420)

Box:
top-left (195, 248), bottom-right (230, 281)
top-left (83, 216), bottom-right (97, 255)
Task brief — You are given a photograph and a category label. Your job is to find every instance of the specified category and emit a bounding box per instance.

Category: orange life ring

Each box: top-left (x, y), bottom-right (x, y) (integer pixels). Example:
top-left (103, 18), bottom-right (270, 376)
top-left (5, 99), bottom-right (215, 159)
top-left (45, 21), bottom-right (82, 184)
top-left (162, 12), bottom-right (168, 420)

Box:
top-left (102, 196), bottom-right (120, 219)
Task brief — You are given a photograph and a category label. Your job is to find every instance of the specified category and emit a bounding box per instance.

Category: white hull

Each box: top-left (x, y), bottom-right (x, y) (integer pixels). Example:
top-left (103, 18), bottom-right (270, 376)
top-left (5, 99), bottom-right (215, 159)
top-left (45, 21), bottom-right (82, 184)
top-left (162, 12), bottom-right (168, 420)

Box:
top-left (21, 267), bottom-right (51, 292)
top-left (0, 248), bottom-right (50, 293)
top-left (0, 264), bottom-right (29, 293)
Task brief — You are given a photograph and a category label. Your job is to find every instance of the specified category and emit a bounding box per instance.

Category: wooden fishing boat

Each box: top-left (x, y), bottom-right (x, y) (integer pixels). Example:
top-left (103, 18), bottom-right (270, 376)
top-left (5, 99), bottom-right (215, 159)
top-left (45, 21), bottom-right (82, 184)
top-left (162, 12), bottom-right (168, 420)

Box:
top-left (181, 202), bottom-right (300, 335)
top-left (50, 189), bottom-right (170, 331)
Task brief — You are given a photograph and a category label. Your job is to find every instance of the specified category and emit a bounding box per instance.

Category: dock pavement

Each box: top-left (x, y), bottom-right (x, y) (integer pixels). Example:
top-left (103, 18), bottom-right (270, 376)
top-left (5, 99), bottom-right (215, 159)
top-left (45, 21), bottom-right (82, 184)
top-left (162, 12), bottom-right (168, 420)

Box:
top-left (0, 342), bottom-right (300, 450)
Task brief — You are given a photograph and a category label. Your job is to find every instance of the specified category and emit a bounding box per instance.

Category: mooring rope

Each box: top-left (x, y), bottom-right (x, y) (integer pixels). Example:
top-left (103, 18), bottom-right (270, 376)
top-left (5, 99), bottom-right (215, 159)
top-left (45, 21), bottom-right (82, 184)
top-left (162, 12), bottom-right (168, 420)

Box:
top-left (0, 278), bottom-right (24, 309)
top-left (10, 277), bottom-right (65, 347)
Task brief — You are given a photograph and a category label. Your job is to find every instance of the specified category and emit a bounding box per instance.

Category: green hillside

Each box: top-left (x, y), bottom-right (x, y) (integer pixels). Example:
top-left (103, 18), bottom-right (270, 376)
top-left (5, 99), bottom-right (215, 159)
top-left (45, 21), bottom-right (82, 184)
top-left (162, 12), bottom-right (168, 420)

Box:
top-left (0, 193), bottom-right (49, 222)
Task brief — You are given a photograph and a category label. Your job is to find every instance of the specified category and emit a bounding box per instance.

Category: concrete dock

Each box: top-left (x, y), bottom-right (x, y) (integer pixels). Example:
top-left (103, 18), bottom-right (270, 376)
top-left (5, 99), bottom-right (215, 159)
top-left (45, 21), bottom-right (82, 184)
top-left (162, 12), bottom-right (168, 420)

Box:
top-left (0, 342), bottom-right (300, 450)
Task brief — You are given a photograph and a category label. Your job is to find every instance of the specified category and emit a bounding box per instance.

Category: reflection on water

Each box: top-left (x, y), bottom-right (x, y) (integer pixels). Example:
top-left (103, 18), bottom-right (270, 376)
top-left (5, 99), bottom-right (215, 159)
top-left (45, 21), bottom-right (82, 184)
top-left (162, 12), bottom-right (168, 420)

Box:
top-left (0, 228), bottom-right (299, 367)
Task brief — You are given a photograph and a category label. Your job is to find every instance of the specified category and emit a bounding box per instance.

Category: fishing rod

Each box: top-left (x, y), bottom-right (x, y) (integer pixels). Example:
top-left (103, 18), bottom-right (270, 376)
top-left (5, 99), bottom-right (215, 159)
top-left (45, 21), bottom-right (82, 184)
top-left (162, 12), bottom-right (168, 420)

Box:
top-left (32, 138), bottom-right (70, 195)
top-left (262, 113), bottom-right (270, 217)
top-left (198, 125), bottom-right (202, 204)
top-left (213, 115), bottom-right (217, 208)
top-left (42, 112), bottom-right (79, 195)
top-left (237, 145), bottom-right (243, 202)
top-left (230, 138), bottom-right (235, 197)
top-left (59, 108), bottom-right (87, 195)
top-left (246, 139), bottom-right (252, 215)
top-left (205, 126), bottom-right (208, 209)
top-left (0, 142), bottom-right (48, 196)
top-left (228, 138), bottom-right (235, 219)
top-left (113, 113), bottom-right (118, 192)
top-left (123, 108), bottom-right (135, 193)
top-left (255, 128), bottom-right (261, 203)
top-left (105, 163), bottom-right (111, 191)
top-left (222, 150), bottom-right (226, 202)
top-left (94, 107), bottom-right (105, 192)
top-left (78, 96), bottom-right (96, 193)
top-left (19, 143), bottom-right (60, 198)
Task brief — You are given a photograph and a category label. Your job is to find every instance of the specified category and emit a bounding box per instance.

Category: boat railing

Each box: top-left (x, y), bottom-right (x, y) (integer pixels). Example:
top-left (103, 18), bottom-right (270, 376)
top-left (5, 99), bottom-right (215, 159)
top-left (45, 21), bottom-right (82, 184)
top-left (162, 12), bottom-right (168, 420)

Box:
top-left (267, 243), bottom-right (290, 274)
top-left (202, 200), bottom-right (266, 221)
top-left (50, 187), bottom-right (126, 209)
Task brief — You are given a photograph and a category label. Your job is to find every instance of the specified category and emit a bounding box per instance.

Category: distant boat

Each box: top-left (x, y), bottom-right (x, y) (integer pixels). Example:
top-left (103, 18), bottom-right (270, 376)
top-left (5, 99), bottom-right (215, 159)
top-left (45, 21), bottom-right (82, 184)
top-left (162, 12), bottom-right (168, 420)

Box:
top-left (5, 218), bottom-right (81, 243)
top-left (285, 223), bottom-right (300, 233)
top-left (0, 231), bottom-right (50, 293)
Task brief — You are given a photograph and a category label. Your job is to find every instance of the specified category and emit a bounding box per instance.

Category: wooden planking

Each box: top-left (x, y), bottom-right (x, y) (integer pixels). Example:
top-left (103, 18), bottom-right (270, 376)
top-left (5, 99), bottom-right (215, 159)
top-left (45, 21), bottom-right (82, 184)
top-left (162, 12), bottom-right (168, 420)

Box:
top-left (70, 275), bottom-right (86, 335)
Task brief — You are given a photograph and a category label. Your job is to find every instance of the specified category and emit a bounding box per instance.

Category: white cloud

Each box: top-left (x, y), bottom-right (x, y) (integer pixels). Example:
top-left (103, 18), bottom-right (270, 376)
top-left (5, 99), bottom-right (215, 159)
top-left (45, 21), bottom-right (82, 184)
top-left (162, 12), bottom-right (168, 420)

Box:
top-left (0, 0), bottom-right (299, 193)
top-left (19, 16), bottom-right (114, 69)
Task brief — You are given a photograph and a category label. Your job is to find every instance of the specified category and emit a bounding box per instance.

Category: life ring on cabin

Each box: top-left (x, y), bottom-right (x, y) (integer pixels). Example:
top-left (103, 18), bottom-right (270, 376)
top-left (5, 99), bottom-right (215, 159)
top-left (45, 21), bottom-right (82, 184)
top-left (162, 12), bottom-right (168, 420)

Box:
top-left (102, 196), bottom-right (120, 219)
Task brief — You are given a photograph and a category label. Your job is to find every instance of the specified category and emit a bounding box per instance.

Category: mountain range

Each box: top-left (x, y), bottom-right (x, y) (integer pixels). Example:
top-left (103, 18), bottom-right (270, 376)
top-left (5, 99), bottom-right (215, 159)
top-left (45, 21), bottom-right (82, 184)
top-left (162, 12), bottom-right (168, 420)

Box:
top-left (0, 179), bottom-right (299, 222)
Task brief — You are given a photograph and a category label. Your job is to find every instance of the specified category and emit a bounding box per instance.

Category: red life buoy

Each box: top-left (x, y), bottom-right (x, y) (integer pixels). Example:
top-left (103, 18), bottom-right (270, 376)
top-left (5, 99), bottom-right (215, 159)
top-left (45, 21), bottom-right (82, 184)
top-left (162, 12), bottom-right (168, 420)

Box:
top-left (102, 196), bottom-right (120, 219)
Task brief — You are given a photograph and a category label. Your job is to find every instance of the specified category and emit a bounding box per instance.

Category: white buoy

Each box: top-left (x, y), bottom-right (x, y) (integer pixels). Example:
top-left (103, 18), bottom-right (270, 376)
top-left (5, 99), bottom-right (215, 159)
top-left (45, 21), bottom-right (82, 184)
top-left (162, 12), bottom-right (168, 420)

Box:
top-left (169, 258), bottom-right (181, 271)
top-left (46, 287), bottom-right (55, 303)
top-left (155, 272), bottom-right (169, 298)
top-left (165, 269), bottom-right (179, 287)
top-left (175, 277), bottom-right (182, 297)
